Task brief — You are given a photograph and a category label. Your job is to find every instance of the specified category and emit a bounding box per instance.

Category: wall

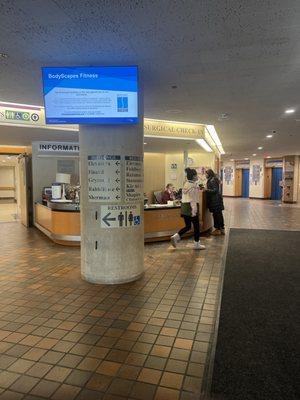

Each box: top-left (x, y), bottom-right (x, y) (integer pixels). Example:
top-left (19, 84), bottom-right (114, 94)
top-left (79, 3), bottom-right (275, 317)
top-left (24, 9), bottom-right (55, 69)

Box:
top-left (0, 166), bottom-right (15, 198)
top-left (165, 153), bottom-right (184, 190)
top-left (188, 152), bottom-right (216, 170)
top-left (222, 161), bottom-right (235, 196)
top-left (165, 152), bottom-right (216, 189)
top-left (249, 159), bottom-right (265, 198)
top-left (144, 153), bottom-right (165, 202)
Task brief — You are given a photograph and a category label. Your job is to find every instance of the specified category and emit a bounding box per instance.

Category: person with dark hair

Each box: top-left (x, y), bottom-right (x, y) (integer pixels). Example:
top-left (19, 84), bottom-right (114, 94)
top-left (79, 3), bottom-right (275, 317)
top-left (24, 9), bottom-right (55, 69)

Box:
top-left (205, 168), bottom-right (225, 235)
top-left (170, 168), bottom-right (206, 250)
top-left (161, 183), bottom-right (175, 204)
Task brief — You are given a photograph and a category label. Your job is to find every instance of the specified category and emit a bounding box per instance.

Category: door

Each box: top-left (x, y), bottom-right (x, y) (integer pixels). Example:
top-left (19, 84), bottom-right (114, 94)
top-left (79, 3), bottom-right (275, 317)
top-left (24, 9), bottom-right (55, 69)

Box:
top-left (18, 155), bottom-right (33, 227)
top-left (242, 169), bottom-right (249, 198)
top-left (271, 167), bottom-right (283, 200)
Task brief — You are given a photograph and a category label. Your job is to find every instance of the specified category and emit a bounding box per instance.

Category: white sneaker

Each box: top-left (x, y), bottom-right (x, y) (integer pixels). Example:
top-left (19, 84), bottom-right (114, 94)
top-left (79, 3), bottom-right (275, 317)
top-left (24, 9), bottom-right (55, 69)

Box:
top-left (171, 233), bottom-right (180, 248)
top-left (194, 241), bottom-right (206, 250)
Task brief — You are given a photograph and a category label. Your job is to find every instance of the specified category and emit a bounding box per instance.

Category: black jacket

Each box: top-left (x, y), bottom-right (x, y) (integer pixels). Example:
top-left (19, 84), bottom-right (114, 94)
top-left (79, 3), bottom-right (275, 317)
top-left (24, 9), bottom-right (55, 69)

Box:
top-left (206, 176), bottom-right (224, 212)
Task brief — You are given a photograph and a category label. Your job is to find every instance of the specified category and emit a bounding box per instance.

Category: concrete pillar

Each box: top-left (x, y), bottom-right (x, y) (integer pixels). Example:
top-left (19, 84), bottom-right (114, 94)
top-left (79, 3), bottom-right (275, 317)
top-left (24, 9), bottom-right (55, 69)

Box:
top-left (79, 121), bottom-right (144, 284)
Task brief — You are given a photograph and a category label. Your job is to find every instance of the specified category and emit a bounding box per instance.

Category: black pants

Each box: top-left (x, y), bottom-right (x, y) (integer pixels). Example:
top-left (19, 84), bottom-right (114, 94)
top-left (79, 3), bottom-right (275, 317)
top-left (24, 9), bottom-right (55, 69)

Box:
top-left (213, 211), bottom-right (224, 230)
top-left (178, 215), bottom-right (200, 242)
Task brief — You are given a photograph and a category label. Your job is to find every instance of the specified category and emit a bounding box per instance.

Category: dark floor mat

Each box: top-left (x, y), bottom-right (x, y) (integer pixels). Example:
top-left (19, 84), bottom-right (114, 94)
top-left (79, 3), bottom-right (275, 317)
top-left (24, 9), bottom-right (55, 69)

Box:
top-left (211, 228), bottom-right (300, 400)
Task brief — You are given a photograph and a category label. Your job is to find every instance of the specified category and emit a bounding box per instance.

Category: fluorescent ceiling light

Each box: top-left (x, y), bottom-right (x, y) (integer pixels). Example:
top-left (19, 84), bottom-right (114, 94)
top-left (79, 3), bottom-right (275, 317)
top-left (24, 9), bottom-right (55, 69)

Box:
top-left (206, 125), bottom-right (222, 146)
top-left (143, 142), bottom-right (147, 145)
top-left (244, 158), bottom-right (249, 160)
top-left (196, 138), bottom-right (213, 152)
top-left (258, 146), bottom-right (263, 150)
top-left (252, 153), bottom-right (257, 156)
top-left (266, 134), bottom-right (273, 138)
top-left (217, 145), bottom-right (225, 155)
top-left (230, 159), bottom-right (234, 161)
top-left (285, 108), bottom-right (295, 114)
top-left (266, 156), bottom-right (271, 158)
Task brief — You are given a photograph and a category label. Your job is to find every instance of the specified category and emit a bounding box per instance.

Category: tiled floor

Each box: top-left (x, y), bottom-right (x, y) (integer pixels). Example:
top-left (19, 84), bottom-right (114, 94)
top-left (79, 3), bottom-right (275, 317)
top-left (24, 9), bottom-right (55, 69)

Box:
top-left (0, 198), bottom-right (299, 400)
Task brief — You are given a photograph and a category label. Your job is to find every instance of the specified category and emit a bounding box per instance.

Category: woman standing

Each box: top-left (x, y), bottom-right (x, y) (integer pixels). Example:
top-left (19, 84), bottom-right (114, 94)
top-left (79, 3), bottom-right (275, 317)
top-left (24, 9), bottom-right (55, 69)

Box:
top-left (171, 168), bottom-right (206, 250)
top-left (205, 169), bottom-right (225, 235)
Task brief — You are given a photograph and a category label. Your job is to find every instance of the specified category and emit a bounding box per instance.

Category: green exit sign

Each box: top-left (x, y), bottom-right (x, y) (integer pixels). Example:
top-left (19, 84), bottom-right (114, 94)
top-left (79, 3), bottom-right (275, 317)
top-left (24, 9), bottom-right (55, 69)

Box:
top-left (5, 110), bottom-right (31, 121)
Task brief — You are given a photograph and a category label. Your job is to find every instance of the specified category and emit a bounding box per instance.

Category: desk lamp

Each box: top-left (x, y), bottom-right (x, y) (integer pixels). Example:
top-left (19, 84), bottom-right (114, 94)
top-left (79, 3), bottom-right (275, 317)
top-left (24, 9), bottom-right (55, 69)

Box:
top-left (55, 173), bottom-right (71, 201)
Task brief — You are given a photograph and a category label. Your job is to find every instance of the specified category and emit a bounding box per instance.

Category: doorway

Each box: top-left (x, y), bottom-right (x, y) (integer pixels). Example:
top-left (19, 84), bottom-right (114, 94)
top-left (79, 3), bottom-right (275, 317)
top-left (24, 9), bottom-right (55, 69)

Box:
top-left (242, 169), bottom-right (249, 198)
top-left (271, 167), bottom-right (283, 200)
top-left (0, 155), bottom-right (19, 222)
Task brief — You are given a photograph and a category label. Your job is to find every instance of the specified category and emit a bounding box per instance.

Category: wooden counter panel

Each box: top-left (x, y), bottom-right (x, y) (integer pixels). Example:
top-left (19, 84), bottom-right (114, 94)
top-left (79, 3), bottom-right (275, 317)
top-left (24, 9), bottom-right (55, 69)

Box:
top-left (35, 203), bottom-right (52, 231)
top-left (144, 208), bottom-right (183, 233)
top-left (52, 211), bottom-right (81, 235)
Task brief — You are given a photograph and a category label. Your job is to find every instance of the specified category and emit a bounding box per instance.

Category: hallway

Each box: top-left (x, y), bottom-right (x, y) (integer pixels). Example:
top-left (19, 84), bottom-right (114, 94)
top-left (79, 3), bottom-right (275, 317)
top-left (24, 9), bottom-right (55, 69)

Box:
top-left (0, 199), bottom-right (299, 400)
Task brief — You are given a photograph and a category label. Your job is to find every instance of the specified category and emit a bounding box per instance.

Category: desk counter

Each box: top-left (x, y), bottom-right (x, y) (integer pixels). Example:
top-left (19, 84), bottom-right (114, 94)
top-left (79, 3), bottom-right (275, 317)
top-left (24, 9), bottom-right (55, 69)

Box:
top-left (35, 193), bottom-right (212, 245)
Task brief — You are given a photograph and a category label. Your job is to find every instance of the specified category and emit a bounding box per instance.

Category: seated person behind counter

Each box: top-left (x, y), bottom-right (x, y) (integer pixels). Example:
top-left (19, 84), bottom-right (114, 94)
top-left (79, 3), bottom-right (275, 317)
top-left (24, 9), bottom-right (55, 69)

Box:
top-left (161, 183), bottom-right (176, 204)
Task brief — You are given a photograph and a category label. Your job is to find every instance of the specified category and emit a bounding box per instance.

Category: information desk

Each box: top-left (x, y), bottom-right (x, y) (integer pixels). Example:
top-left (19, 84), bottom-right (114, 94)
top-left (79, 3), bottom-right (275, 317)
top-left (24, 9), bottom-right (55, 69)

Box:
top-left (35, 202), bottom-right (80, 246)
top-left (35, 193), bottom-right (212, 246)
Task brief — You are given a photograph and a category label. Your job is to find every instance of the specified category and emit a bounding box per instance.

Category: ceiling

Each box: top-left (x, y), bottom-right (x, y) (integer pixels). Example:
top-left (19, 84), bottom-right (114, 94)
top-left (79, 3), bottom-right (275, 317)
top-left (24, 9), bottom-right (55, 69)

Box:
top-left (0, 0), bottom-right (299, 159)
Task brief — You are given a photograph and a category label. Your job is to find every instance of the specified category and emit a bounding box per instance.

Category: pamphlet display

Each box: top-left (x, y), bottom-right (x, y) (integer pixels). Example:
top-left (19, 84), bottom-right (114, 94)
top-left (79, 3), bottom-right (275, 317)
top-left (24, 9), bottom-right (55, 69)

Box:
top-left (42, 66), bottom-right (138, 124)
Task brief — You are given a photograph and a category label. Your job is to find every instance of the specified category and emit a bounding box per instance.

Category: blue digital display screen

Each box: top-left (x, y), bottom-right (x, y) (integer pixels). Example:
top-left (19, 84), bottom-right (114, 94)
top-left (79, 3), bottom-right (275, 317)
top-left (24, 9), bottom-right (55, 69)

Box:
top-left (42, 66), bottom-right (138, 124)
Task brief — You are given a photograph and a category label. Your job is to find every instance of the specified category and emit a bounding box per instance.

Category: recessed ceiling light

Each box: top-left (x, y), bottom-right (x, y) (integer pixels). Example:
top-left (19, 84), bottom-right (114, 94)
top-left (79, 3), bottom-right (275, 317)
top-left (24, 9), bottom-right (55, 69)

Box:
top-left (266, 156), bottom-right (271, 158)
top-left (252, 153), bottom-right (257, 156)
top-left (266, 134), bottom-right (273, 138)
top-left (144, 142), bottom-right (147, 145)
top-left (244, 158), bottom-right (249, 160)
top-left (0, 53), bottom-right (8, 58)
top-left (285, 108), bottom-right (295, 114)
top-left (230, 159), bottom-right (234, 161)
top-left (258, 146), bottom-right (263, 150)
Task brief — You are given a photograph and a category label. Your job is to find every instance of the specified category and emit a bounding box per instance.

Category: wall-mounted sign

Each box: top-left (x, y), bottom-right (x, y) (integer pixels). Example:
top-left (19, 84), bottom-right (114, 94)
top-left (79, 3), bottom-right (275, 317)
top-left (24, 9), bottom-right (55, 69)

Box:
top-left (235, 160), bottom-right (250, 169)
top-left (57, 159), bottom-right (75, 174)
top-left (224, 166), bottom-right (233, 185)
top-left (88, 155), bottom-right (122, 202)
top-left (252, 165), bottom-right (261, 185)
top-left (125, 156), bottom-right (143, 202)
top-left (34, 141), bottom-right (80, 155)
top-left (100, 204), bottom-right (141, 228)
top-left (0, 102), bottom-right (44, 126)
top-left (265, 159), bottom-right (283, 168)
top-left (144, 118), bottom-right (205, 139)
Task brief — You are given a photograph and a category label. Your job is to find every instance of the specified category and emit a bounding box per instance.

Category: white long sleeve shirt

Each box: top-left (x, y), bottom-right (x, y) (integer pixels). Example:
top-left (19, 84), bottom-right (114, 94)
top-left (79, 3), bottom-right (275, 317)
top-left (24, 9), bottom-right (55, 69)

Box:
top-left (181, 180), bottom-right (200, 217)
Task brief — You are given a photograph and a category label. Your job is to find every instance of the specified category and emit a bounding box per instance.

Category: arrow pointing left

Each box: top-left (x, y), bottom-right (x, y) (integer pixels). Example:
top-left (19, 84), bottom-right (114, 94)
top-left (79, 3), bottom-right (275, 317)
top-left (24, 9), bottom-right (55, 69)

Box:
top-left (102, 212), bottom-right (116, 227)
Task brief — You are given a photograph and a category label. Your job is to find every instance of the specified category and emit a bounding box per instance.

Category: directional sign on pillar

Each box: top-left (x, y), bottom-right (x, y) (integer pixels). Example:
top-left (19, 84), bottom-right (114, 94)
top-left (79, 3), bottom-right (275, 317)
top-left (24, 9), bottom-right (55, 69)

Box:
top-left (87, 155), bottom-right (122, 202)
top-left (125, 155), bottom-right (143, 202)
top-left (100, 204), bottom-right (141, 228)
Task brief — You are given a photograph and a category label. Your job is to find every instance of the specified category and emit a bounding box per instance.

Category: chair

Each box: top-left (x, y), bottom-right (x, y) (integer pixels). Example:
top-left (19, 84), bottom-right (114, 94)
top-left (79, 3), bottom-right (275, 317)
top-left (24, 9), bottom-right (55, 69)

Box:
top-left (153, 190), bottom-right (163, 204)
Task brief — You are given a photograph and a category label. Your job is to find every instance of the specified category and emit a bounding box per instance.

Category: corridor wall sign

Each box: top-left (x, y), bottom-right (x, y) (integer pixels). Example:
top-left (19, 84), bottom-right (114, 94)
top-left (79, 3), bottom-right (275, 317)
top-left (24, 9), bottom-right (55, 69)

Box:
top-left (125, 156), bottom-right (143, 202)
top-left (224, 166), bottom-right (233, 184)
top-left (88, 155), bottom-right (121, 202)
top-left (100, 204), bottom-right (141, 228)
top-left (144, 118), bottom-right (205, 139)
top-left (0, 102), bottom-right (44, 126)
top-left (252, 165), bottom-right (261, 185)
top-left (36, 141), bottom-right (80, 154)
